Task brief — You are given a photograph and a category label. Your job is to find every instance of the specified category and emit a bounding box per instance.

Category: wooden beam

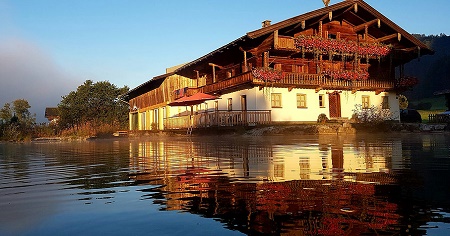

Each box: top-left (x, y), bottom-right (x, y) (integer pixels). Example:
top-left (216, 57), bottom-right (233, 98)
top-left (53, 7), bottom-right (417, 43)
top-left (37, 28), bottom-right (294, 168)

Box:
top-left (315, 87), bottom-right (322, 93)
top-left (274, 30), bottom-right (279, 49)
top-left (243, 50), bottom-right (248, 72)
top-left (208, 63), bottom-right (225, 70)
top-left (375, 89), bottom-right (385, 95)
top-left (376, 33), bottom-right (398, 43)
top-left (351, 89), bottom-right (359, 94)
top-left (353, 19), bottom-right (379, 32)
top-left (319, 21), bottom-right (323, 37)
top-left (288, 86), bottom-right (294, 92)
top-left (397, 46), bottom-right (418, 52)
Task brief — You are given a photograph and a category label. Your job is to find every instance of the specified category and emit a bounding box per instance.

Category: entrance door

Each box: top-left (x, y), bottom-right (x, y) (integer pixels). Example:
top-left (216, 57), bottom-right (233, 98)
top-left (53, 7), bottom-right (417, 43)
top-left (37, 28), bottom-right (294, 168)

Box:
top-left (240, 95), bottom-right (247, 111)
top-left (328, 92), bottom-right (341, 118)
top-left (241, 95), bottom-right (247, 124)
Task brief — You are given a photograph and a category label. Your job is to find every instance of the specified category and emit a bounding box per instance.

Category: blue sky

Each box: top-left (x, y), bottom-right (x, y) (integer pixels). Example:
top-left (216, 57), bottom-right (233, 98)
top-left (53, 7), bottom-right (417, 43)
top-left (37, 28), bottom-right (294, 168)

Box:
top-left (0, 0), bottom-right (448, 122)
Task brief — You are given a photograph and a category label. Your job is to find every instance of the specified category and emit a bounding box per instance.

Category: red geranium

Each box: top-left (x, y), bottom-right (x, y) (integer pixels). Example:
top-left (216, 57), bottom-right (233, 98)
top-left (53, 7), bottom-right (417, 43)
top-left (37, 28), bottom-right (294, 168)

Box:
top-left (322, 69), bottom-right (369, 81)
top-left (295, 35), bottom-right (391, 58)
top-left (252, 67), bottom-right (284, 82)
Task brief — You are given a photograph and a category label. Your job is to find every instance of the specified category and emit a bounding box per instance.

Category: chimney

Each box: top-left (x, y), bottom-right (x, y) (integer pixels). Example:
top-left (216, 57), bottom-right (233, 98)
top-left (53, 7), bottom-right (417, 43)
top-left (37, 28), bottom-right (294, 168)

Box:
top-left (262, 20), bottom-right (271, 28)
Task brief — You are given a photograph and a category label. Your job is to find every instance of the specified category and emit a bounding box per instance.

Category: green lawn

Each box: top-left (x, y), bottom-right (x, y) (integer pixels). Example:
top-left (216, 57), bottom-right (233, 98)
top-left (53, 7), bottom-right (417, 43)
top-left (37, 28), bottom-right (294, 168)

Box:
top-left (417, 110), bottom-right (446, 123)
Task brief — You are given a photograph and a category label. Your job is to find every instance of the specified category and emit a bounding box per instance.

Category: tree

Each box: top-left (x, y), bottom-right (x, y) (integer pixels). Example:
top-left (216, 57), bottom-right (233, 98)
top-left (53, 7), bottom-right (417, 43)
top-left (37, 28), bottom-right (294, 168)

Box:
top-left (0, 99), bottom-right (35, 125)
top-left (0, 103), bottom-right (12, 124)
top-left (58, 80), bottom-right (129, 134)
top-left (0, 99), bottom-right (36, 141)
top-left (13, 99), bottom-right (35, 126)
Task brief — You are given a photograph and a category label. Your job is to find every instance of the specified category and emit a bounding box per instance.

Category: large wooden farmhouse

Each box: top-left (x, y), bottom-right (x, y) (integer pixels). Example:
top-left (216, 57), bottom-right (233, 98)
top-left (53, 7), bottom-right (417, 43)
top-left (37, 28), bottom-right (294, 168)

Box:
top-left (125, 0), bottom-right (432, 131)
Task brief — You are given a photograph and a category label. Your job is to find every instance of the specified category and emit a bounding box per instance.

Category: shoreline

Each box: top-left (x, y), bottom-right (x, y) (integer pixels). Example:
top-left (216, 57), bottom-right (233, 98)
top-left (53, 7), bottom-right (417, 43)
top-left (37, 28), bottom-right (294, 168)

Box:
top-left (1, 122), bottom-right (448, 143)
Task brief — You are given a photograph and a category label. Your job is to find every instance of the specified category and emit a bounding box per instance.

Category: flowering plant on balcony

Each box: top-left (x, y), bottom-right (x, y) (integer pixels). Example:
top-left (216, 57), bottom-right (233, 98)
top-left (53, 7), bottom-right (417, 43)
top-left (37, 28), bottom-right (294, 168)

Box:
top-left (396, 76), bottom-right (419, 90)
top-left (322, 69), bottom-right (369, 81)
top-left (252, 67), bottom-right (284, 82)
top-left (295, 35), bottom-right (391, 58)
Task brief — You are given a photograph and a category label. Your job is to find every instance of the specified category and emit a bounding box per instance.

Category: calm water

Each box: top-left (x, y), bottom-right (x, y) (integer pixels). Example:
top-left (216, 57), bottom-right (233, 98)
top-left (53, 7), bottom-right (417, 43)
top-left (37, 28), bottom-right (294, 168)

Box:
top-left (1, 134), bottom-right (450, 235)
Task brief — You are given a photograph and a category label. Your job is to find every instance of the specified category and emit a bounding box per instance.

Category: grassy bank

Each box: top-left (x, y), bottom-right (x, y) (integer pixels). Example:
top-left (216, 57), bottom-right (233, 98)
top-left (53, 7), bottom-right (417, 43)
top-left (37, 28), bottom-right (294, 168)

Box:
top-left (417, 110), bottom-right (446, 123)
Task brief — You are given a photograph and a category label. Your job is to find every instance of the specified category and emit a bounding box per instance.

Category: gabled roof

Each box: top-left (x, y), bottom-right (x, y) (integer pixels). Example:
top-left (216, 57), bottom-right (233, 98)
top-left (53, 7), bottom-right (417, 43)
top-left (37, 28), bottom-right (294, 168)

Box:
top-left (45, 107), bottom-right (59, 118)
top-left (246, 0), bottom-right (431, 53)
top-left (174, 0), bottom-right (432, 77)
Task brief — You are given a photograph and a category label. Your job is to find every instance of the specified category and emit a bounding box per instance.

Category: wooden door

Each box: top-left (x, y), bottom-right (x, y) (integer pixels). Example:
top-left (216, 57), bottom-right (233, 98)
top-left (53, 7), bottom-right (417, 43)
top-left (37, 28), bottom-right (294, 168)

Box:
top-left (240, 95), bottom-right (247, 111)
top-left (328, 92), bottom-right (341, 118)
top-left (241, 95), bottom-right (247, 124)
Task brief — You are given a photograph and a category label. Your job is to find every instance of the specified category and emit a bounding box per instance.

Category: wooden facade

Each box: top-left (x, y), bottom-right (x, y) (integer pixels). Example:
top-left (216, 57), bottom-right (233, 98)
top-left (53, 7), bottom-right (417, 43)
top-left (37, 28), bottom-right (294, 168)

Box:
top-left (125, 0), bottom-right (432, 131)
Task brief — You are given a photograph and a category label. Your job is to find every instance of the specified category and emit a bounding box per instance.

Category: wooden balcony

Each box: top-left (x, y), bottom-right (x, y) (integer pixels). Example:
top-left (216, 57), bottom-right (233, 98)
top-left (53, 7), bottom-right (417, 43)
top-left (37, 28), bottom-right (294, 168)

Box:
top-left (164, 110), bottom-right (271, 130)
top-left (197, 71), bottom-right (254, 94)
top-left (194, 71), bottom-right (394, 95)
top-left (277, 73), bottom-right (395, 91)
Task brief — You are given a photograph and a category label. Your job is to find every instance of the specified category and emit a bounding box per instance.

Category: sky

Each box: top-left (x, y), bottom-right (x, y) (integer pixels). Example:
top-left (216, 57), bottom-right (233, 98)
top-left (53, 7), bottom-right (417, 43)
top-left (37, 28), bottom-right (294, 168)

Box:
top-left (1, 0), bottom-right (449, 122)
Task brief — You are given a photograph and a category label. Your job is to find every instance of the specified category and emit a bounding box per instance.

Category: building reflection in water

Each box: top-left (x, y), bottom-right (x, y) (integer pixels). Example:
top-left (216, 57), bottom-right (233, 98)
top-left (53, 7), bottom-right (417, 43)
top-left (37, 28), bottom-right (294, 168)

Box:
top-left (128, 136), bottom-right (402, 235)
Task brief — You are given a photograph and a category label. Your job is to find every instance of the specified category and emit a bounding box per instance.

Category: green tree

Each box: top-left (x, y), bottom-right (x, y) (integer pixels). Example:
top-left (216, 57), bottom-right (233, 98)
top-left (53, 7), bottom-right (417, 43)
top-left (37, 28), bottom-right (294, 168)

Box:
top-left (0, 103), bottom-right (12, 124)
top-left (13, 99), bottom-right (35, 126)
top-left (0, 99), bottom-right (36, 141)
top-left (58, 80), bottom-right (129, 134)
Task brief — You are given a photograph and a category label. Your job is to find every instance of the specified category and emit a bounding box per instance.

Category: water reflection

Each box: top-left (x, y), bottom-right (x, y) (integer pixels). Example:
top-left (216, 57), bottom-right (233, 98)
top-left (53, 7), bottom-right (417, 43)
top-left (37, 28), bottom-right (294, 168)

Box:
top-left (128, 135), bottom-right (408, 235)
top-left (1, 134), bottom-right (449, 235)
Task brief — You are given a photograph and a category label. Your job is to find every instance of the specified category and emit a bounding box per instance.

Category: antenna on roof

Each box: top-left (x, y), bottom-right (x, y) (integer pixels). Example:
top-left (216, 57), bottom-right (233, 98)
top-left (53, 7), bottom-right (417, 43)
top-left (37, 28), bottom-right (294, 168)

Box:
top-left (322, 0), bottom-right (330, 7)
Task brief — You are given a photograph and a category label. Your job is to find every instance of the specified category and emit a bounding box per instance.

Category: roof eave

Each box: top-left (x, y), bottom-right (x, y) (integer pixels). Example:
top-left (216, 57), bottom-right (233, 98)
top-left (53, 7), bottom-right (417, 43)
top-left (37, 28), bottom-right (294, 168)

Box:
top-left (246, 0), bottom-right (432, 55)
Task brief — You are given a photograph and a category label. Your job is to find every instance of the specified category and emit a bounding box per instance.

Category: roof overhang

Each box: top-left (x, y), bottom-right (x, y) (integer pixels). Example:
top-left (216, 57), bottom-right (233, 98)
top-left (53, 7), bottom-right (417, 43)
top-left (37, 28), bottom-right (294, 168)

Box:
top-left (124, 72), bottom-right (175, 101)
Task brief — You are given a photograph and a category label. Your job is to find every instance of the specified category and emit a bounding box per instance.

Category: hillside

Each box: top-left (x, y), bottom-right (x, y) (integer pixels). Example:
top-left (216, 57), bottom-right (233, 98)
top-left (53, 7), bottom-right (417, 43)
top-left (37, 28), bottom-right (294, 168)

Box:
top-left (403, 34), bottom-right (450, 109)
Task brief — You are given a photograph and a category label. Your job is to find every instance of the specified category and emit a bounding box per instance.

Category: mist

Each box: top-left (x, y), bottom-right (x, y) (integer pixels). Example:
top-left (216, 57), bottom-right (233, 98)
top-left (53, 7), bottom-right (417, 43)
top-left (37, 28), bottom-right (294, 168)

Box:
top-left (0, 37), bottom-right (81, 123)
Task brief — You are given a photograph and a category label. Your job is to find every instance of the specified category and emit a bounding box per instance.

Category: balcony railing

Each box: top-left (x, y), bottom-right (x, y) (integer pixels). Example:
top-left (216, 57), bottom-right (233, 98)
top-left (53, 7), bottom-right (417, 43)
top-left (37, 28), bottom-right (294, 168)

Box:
top-left (278, 73), bottom-right (395, 90)
top-left (164, 110), bottom-right (271, 130)
top-left (197, 71), bottom-right (254, 94)
top-left (193, 71), bottom-right (394, 95)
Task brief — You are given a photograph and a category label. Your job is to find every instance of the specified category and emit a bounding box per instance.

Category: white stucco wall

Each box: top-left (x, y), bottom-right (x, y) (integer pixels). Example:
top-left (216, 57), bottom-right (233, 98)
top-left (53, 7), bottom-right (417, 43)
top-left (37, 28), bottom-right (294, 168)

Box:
top-left (198, 87), bottom-right (400, 122)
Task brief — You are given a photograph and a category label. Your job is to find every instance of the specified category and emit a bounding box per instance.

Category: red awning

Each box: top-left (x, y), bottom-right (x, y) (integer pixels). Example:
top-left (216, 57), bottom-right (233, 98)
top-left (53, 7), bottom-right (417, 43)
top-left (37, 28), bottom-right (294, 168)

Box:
top-left (168, 93), bottom-right (219, 106)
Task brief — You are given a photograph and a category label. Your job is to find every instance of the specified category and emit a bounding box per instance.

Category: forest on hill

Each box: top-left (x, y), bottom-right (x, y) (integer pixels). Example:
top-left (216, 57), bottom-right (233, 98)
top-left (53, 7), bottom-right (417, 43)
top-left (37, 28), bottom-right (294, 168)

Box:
top-left (404, 34), bottom-right (450, 109)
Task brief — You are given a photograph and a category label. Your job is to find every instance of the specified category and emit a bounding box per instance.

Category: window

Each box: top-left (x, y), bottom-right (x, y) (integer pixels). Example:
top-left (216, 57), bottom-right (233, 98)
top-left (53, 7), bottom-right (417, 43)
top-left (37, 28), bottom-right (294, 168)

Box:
top-left (271, 93), bottom-right (282, 108)
top-left (297, 94), bottom-right (307, 108)
top-left (274, 164), bottom-right (284, 178)
top-left (319, 94), bottom-right (325, 107)
top-left (214, 101), bottom-right (219, 111)
top-left (227, 98), bottom-right (232, 111)
top-left (140, 111), bottom-right (146, 130)
top-left (382, 96), bottom-right (389, 109)
top-left (274, 63), bottom-right (282, 71)
top-left (241, 95), bottom-right (247, 111)
top-left (362, 95), bottom-right (370, 109)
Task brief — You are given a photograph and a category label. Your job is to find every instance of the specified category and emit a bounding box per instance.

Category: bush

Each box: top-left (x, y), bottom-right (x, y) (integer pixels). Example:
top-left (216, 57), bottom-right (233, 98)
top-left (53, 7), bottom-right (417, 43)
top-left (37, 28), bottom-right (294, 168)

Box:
top-left (352, 104), bottom-right (397, 124)
top-left (317, 113), bottom-right (329, 123)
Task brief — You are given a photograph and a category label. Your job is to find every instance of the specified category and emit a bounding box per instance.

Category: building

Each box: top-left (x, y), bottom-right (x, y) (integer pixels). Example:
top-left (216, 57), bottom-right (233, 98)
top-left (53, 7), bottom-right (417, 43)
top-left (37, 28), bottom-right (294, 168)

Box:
top-left (44, 107), bottom-right (59, 124)
top-left (125, 0), bottom-right (432, 131)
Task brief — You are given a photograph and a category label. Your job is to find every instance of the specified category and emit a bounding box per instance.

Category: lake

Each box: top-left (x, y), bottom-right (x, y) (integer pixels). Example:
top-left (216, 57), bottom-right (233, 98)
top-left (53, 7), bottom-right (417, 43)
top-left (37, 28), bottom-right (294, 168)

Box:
top-left (1, 134), bottom-right (449, 235)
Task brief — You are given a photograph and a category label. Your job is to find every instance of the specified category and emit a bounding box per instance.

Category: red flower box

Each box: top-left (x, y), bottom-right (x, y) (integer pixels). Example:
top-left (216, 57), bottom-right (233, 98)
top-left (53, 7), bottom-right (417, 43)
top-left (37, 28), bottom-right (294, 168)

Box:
top-left (322, 69), bottom-right (369, 81)
top-left (295, 35), bottom-right (391, 58)
top-left (252, 67), bottom-right (284, 82)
